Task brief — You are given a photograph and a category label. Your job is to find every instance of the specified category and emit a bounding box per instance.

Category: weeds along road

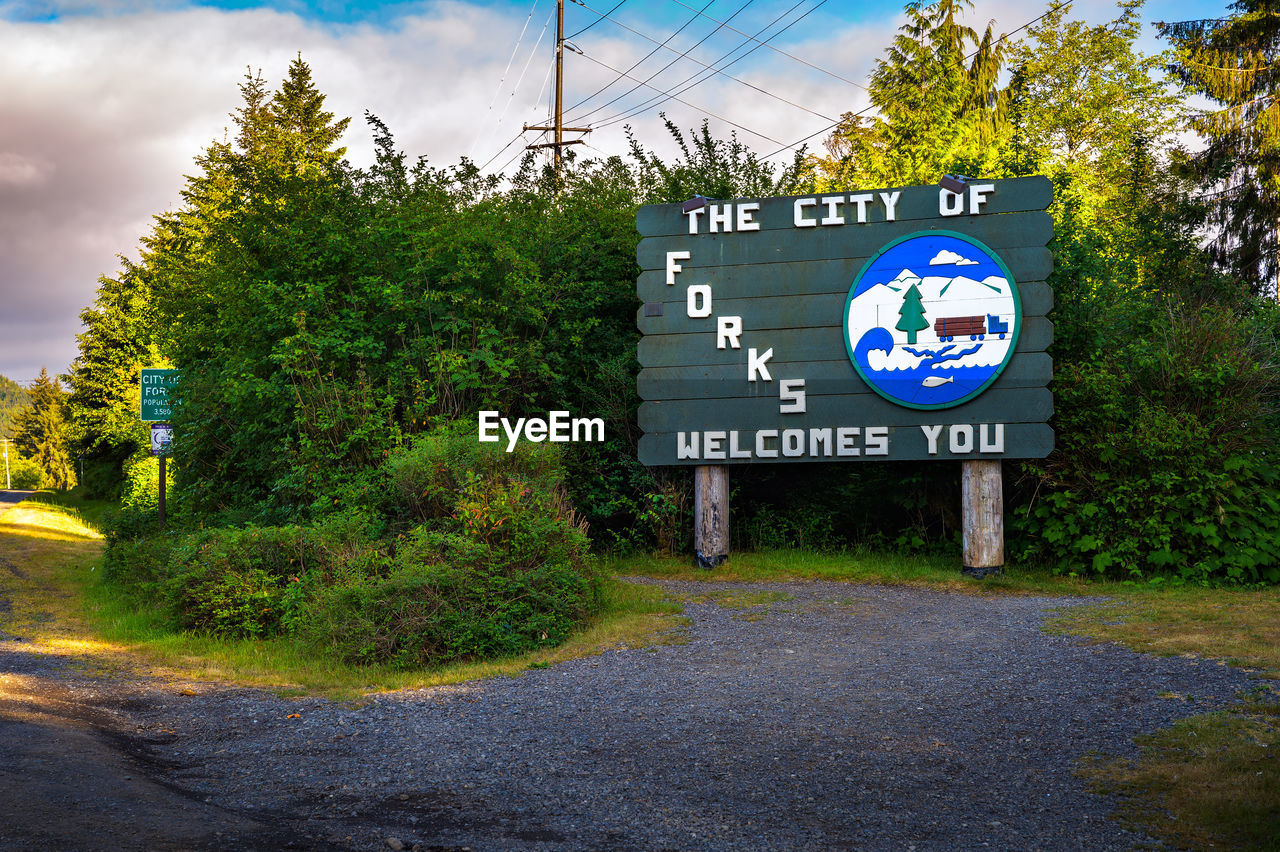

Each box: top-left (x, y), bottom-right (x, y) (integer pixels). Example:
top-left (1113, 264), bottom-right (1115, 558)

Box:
top-left (0, 493), bottom-right (1265, 851)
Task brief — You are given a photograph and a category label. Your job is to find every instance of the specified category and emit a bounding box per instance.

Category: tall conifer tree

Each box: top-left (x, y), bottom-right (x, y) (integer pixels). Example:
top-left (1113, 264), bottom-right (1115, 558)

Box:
top-left (14, 368), bottom-right (74, 490)
top-left (1160, 0), bottom-right (1280, 295)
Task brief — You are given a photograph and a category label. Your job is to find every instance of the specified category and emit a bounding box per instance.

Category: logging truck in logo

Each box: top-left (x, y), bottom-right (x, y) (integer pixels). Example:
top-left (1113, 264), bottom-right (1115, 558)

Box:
top-left (843, 231), bottom-right (1021, 410)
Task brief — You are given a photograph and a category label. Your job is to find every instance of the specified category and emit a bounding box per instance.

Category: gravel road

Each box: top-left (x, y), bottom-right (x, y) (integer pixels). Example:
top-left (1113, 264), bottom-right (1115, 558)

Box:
top-left (2, 575), bottom-right (1255, 851)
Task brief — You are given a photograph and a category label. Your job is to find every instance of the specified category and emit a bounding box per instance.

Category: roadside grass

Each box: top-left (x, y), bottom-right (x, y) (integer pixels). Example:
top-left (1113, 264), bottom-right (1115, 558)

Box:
top-left (608, 548), bottom-right (1098, 595)
top-left (1, 497), bottom-right (687, 701)
top-left (0, 498), bottom-right (103, 648)
top-left (1046, 589), bottom-right (1280, 851)
top-left (23, 487), bottom-right (113, 532)
top-left (80, 570), bottom-right (685, 700)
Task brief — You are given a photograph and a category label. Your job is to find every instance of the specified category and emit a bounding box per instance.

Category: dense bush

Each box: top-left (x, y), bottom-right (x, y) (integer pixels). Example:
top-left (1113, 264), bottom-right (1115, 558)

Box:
top-left (1015, 302), bottom-right (1280, 583)
top-left (5, 452), bottom-right (45, 489)
top-left (100, 422), bottom-right (602, 666)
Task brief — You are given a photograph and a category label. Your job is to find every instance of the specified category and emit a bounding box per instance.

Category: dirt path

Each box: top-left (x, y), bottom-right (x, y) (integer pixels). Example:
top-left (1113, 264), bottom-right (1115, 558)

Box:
top-left (0, 493), bottom-right (318, 851)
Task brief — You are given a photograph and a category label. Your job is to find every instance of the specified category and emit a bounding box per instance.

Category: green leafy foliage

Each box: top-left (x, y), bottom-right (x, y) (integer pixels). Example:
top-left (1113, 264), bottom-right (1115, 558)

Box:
top-left (101, 423), bottom-right (602, 665)
top-left (1015, 303), bottom-right (1280, 583)
top-left (3, 451), bottom-right (45, 490)
top-left (64, 262), bottom-right (162, 498)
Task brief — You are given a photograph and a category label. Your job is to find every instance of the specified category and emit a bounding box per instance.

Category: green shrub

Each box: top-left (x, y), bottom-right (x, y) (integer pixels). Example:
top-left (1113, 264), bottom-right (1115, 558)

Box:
top-left (1016, 303), bottom-right (1280, 583)
top-left (302, 428), bottom-right (601, 667)
top-left (101, 421), bottom-right (603, 662)
top-left (7, 453), bottom-right (44, 489)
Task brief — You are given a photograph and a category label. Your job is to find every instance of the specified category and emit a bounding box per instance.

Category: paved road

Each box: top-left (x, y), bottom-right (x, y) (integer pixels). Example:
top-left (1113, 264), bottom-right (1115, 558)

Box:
top-left (0, 490), bottom-right (32, 512)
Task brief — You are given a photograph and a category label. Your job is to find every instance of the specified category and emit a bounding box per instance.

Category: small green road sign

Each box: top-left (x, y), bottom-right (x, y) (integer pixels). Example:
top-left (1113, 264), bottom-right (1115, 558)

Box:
top-left (140, 369), bottom-right (180, 422)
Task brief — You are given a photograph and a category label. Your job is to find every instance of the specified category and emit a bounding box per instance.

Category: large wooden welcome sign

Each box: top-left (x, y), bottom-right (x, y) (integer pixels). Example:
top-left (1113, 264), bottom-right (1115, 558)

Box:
top-left (635, 177), bottom-right (1054, 468)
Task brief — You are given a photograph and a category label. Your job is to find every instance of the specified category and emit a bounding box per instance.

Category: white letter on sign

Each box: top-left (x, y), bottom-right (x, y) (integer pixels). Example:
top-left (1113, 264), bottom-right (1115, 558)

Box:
top-left (687, 284), bottom-right (712, 317)
top-left (666, 250), bottom-right (690, 285)
top-left (794, 197), bottom-right (817, 227)
top-left (921, 424), bottom-right (944, 455)
top-left (880, 190), bottom-right (901, 221)
top-left (779, 379), bottom-right (806, 413)
top-left (969, 183), bottom-right (995, 214)
top-left (718, 316), bottom-right (742, 349)
top-left (747, 347), bottom-right (773, 382)
top-left (940, 189), bottom-right (965, 217)
top-left (737, 202), bottom-right (760, 232)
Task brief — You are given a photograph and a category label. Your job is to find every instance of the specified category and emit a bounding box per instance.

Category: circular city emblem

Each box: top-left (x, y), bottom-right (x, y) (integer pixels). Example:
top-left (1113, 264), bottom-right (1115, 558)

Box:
top-left (843, 231), bottom-right (1021, 410)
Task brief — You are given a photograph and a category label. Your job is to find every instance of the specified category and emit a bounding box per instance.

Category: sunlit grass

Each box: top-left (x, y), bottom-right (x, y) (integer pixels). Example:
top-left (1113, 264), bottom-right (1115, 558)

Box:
top-left (608, 548), bottom-right (1100, 595)
top-left (24, 488), bottom-right (113, 531)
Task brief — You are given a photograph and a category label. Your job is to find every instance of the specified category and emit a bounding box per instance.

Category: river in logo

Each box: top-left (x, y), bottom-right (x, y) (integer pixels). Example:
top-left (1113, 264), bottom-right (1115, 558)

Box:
top-left (843, 231), bottom-right (1021, 409)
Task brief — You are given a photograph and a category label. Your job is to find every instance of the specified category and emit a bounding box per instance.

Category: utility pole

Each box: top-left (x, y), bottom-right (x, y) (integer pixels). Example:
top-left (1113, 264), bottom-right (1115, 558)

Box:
top-left (524, 0), bottom-right (590, 183)
top-left (2, 438), bottom-right (9, 490)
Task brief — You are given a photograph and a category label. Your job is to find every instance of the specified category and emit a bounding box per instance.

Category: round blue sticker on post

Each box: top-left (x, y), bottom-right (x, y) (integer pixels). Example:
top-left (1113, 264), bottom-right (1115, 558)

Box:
top-left (843, 231), bottom-right (1021, 410)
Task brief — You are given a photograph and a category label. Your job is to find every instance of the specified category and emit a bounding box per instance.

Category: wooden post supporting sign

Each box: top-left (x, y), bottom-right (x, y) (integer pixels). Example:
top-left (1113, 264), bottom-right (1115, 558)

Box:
top-left (693, 464), bottom-right (729, 569)
top-left (961, 459), bottom-right (1003, 576)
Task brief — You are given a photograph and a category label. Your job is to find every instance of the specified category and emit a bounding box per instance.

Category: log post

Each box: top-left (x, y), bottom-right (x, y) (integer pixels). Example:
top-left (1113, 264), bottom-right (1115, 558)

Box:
top-left (961, 459), bottom-right (1002, 577)
top-left (693, 464), bottom-right (729, 569)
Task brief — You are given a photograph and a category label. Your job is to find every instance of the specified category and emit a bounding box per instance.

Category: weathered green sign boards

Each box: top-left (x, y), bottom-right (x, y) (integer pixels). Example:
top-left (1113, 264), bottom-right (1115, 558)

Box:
top-left (140, 368), bottom-right (180, 422)
top-left (634, 177), bottom-right (1054, 467)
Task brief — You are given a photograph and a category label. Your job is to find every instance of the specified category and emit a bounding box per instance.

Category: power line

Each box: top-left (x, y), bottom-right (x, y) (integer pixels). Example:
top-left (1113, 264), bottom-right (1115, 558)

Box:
top-left (760, 2), bottom-right (1069, 161)
top-left (589, 0), bottom-right (828, 131)
top-left (667, 0), bottom-right (868, 91)
top-left (562, 0), bottom-right (720, 118)
top-left (480, 6), bottom-right (557, 161)
top-left (468, 0), bottom-right (542, 160)
top-left (477, 47), bottom-right (557, 171)
top-left (567, 0), bottom-right (756, 125)
top-left (566, 0), bottom-right (627, 38)
top-left (571, 0), bottom-right (837, 122)
top-left (574, 48), bottom-right (783, 144)
top-left (579, 0), bottom-right (809, 129)
top-left (479, 131), bottom-right (529, 171)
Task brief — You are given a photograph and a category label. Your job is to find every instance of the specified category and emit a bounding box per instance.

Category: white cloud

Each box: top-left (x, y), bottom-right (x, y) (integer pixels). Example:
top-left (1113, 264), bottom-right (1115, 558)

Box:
top-left (0, 0), bottom-right (1208, 381)
top-left (929, 249), bottom-right (978, 266)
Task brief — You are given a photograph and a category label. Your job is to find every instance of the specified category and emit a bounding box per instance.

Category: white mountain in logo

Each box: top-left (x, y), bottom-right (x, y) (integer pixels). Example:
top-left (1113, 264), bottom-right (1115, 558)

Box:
top-left (847, 268), bottom-right (1017, 371)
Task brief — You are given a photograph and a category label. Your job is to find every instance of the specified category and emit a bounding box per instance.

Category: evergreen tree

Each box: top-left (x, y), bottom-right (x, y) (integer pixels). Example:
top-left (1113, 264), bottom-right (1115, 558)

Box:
top-left (1160, 0), bottom-right (1280, 295)
top-left (0, 374), bottom-right (29, 440)
top-left (896, 283), bottom-right (930, 344)
top-left (149, 56), bottom-right (353, 512)
top-left (812, 0), bottom-right (1006, 189)
top-left (65, 260), bottom-right (161, 495)
top-left (13, 368), bottom-right (75, 490)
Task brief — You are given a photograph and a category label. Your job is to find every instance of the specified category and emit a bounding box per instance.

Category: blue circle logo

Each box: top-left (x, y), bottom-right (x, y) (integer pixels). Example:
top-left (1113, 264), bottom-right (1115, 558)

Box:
top-left (843, 231), bottom-right (1021, 410)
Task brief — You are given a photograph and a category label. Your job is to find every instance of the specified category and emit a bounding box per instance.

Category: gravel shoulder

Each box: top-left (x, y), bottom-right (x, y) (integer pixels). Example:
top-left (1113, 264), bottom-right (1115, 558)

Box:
top-left (0, 503), bottom-right (1261, 850)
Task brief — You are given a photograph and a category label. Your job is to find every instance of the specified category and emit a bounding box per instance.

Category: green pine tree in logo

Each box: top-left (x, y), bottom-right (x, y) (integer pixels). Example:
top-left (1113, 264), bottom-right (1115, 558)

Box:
top-left (896, 282), bottom-right (929, 344)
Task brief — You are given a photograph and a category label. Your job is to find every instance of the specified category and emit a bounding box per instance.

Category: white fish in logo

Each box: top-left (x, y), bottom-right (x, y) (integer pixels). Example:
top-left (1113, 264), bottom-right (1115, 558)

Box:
top-left (921, 375), bottom-right (954, 388)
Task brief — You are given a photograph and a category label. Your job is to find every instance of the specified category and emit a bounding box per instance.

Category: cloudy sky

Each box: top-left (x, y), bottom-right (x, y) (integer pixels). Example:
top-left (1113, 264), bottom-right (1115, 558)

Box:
top-left (0, 0), bottom-right (1226, 386)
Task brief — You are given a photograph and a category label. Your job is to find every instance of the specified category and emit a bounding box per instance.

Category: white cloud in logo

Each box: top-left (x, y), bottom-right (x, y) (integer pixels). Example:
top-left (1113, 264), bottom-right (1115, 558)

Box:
top-left (930, 249), bottom-right (978, 266)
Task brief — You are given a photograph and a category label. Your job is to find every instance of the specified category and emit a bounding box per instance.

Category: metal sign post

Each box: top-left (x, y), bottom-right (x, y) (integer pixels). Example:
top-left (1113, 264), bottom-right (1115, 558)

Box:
top-left (150, 423), bottom-right (172, 529)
